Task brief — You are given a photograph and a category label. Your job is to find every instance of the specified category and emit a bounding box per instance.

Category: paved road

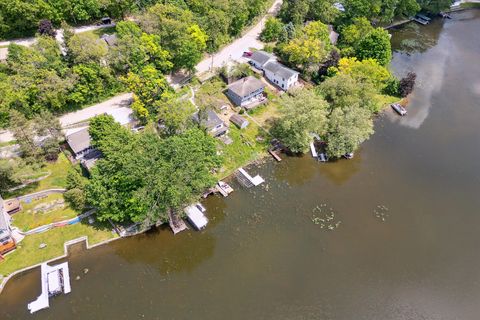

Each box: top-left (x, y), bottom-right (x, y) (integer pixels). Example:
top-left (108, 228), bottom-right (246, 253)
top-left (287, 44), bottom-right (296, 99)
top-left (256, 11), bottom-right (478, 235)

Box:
top-left (195, 0), bottom-right (283, 74)
top-left (59, 93), bottom-right (133, 128)
top-left (0, 24), bottom-right (116, 48)
top-left (0, 93), bottom-right (133, 143)
top-left (0, 1), bottom-right (283, 143)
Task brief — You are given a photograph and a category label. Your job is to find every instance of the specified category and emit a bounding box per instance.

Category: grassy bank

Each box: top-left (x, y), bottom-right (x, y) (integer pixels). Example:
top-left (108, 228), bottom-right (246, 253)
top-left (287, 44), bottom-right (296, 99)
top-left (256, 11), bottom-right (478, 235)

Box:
top-left (11, 194), bottom-right (78, 231)
top-left (0, 222), bottom-right (117, 277)
top-left (5, 153), bottom-right (72, 198)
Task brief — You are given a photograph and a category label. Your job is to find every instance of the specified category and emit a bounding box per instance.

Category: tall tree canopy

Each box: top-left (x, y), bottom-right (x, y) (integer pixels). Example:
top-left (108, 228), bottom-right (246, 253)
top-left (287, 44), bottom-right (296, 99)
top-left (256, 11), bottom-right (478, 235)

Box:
top-left (86, 115), bottom-right (221, 224)
top-left (272, 89), bottom-right (328, 153)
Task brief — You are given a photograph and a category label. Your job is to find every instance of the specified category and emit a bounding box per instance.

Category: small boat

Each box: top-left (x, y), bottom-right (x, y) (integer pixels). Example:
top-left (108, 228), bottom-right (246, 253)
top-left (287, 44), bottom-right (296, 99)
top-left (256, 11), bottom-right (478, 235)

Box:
top-left (391, 103), bottom-right (407, 116)
top-left (416, 14), bottom-right (431, 21)
top-left (343, 152), bottom-right (354, 159)
top-left (217, 181), bottom-right (234, 197)
top-left (319, 153), bottom-right (327, 162)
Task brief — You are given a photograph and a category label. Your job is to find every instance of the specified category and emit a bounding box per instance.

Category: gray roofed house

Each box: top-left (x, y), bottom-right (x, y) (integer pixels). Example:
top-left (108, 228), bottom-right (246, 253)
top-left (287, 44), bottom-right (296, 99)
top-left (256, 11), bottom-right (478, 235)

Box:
top-left (193, 110), bottom-right (228, 137)
top-left (226, 76), bottom-right (266, 107)
top-left (263, 61), bottom-right (299, 90)
top-left (101, 34), bottom-right (118, 46)
top-left (230, 114), bottom-right (249, 129)
top-left (66, 128), bottom-right (93, 160)
top-left (249, 50), bottom-right (276, 70)
top-left (328, 25), bottom-right (339, 45)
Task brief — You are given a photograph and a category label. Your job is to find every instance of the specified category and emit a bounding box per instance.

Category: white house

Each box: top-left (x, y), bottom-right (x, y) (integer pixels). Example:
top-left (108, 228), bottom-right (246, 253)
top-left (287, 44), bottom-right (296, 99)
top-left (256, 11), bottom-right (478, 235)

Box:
top-left (249, 50), bottom-right (276, 70)
top-left (263, 61), bottom-right (299, 91)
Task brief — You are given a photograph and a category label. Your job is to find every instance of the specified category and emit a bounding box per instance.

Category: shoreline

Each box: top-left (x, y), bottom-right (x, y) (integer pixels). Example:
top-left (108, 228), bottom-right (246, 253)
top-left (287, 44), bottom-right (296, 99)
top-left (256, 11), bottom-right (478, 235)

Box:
top-left (0, 235), bottom-right (121, 295)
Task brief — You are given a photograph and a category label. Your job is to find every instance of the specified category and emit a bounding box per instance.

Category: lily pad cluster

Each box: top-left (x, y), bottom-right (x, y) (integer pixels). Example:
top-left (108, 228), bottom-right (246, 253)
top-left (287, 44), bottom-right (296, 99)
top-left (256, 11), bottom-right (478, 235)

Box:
top-left (311, 204), bottom-right (341, 231)
top-left (373, 205), bottom-right (389, 222)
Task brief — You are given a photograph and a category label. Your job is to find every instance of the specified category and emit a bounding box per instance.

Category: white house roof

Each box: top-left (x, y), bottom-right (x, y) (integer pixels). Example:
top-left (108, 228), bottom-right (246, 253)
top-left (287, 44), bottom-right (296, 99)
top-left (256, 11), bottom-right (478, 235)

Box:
top-left (250, 50), bottom-right (275, 66)
top-left (263, 61), bottom-right (298, 79)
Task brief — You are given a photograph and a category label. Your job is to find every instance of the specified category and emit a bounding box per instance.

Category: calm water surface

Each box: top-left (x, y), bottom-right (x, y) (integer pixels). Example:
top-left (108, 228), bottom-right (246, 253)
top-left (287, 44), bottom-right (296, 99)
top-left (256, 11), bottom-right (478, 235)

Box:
top-left (2, 10), bottom-right (480, 320)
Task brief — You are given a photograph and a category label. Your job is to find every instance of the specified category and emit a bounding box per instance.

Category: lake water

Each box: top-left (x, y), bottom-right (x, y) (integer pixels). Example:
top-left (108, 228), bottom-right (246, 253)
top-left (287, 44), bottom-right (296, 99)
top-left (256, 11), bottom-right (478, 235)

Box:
top-left (2, 10), bottom-right (480, 320)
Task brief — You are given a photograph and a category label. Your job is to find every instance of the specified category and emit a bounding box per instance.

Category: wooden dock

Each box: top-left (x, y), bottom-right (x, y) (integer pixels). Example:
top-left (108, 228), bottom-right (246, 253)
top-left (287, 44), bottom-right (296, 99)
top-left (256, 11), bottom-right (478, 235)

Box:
top-left (168, 210), bottom-right (188, 234)
top-left (268, 149), bottom-right (282, 162)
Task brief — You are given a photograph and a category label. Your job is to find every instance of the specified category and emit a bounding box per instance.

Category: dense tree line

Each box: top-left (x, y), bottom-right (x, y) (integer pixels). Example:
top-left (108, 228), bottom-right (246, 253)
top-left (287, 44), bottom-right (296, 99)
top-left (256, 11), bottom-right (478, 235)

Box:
top-left (64, 115), bottom-right (221, 224)
top-left (0, 0), bottom-right (272, 128)
top-left (265, 0), bottom-right (428, 158)
top-left (278, 0), bottom-right (452, 25)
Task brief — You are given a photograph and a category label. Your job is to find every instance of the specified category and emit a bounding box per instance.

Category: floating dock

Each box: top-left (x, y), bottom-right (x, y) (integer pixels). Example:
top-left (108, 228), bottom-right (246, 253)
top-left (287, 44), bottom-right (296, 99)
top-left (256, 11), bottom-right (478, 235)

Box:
top-left (185, 204), bottom-right (208, 230)
top-left (235, 168), bottom-right (264, 188)
top-left (28, 262), bottom-right (71, 314)
top-left (310, 142), bottom-right (318, 158)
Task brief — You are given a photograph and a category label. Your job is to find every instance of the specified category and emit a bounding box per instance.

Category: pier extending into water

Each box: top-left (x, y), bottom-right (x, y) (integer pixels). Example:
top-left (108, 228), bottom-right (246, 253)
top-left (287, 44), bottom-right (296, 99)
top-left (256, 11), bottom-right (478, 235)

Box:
top-left (235, 168), bottom-right (264, 188)
top-left (27, 262), bottom-right (71, 314)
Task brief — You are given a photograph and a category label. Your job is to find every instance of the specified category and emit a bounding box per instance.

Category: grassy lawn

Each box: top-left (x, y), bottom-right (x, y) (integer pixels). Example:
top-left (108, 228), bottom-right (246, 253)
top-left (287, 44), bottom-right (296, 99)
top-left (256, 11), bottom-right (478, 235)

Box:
top-left (11, 194), bottom-right (78, 231)
top-left (0, 140), bottom-right (17, 147)
top-left (80, 26), bottom-right (116, 39)
top-left (5, 153), bottom-right (73, 198)
top-left (0, 222), bottom-right (117, 277)
top-left (218, 123), bottom-right (269, 178)
top-left (376, 94), bottom-right (400, 110)
top-left (460, 2), bottom-right (480, 9)
top-left (195, 77), bottom-right (230, 108)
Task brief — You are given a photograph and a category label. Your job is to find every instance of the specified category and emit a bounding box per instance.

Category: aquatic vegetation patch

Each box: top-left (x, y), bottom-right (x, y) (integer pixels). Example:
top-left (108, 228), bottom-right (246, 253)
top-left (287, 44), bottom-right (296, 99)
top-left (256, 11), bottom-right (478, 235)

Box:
top-left (373, 205), bottom-right (389, 222)
top-left (311, 204), bottom-right (341, 231)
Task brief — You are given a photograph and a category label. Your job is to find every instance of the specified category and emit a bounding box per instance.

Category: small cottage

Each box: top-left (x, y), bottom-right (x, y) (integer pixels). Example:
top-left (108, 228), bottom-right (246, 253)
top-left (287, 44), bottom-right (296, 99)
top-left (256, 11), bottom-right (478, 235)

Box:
top-left (193, 110), bottom-right (228, 138)
top-left (230, 114), bottom-right (249, 129)
top-left (263, 61), bottom-right (299, 91)
top-left (226, 76), bottom-right (266, 107)
top-left (66, 128), bottom-right (94, 160)
top-left (249, 50), bottom-right (276, 70)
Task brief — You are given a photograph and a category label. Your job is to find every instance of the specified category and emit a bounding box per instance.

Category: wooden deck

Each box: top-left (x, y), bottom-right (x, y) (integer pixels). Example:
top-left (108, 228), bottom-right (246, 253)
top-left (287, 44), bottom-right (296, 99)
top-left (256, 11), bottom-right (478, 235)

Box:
top-left (168, 210), bottom-right (188, 235)
top-left (268, 149), bottom-right (282, 162)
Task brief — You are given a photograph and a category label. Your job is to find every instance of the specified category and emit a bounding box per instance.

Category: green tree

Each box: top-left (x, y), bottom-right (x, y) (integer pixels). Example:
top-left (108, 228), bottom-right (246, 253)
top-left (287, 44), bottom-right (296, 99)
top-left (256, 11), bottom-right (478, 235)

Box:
top-left (417, 0), bottom-right (452, 14)
top-left (64, 168), bottom-right (88, 211)
top-left (279, 21), bottom-right (331, 71)
top-left (355, 28), bottom-right (392, 66)
top-left (272, 89), bottom-right (328, 153)
top-left (69, 63), bottom-right (119, 106)
top-left (334, 57), bottom-right (391, 91)
top-left (325, 104), bottom-right (374, 158)
top-left (86, 118), bottom-right (221, 224)
top-left (122, 65), bottom-right (171, 118)
top-left (9, 110), bottom-right (41, 162)
top-left (260, 17), bottom-right (284, 42)
top-left (156, 95), bottom-right (195, 136)
top-left (67, 33), bottom-right (108, 64)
